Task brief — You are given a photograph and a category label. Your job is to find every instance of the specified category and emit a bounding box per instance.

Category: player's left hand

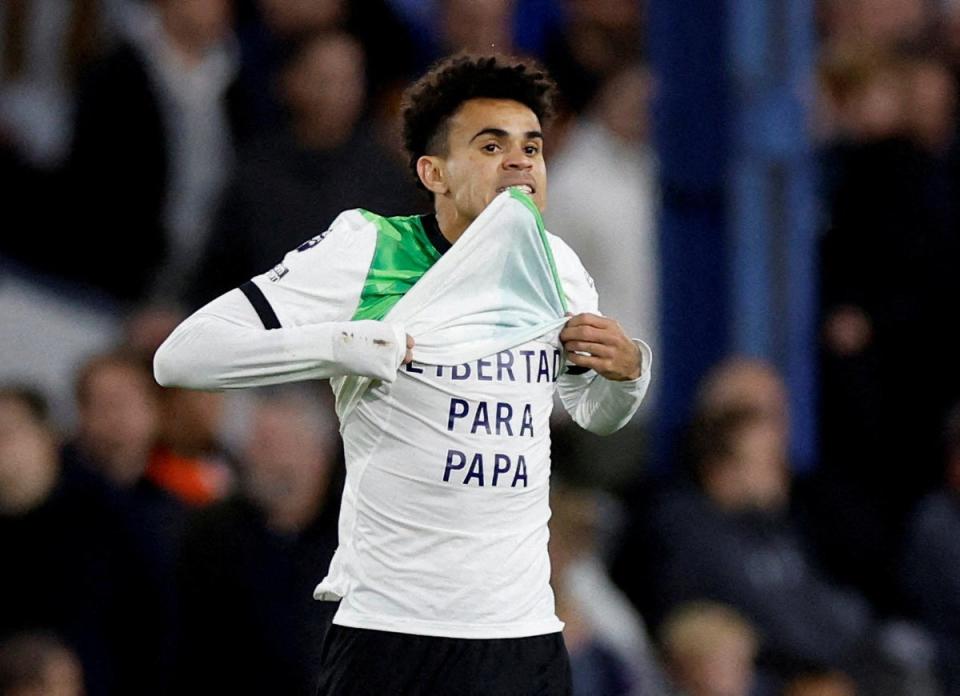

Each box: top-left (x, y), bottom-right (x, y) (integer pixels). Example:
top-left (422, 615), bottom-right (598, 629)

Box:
top-left (560, 313), bottom-right (642, 381)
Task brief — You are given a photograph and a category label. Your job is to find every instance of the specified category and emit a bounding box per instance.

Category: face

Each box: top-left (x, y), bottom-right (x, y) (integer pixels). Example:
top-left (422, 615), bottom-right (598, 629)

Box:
top-left (163, 0), bottom-right (232, 49)
top-left (241, 400), bottom-right (332, 516)
top-left (423, 98), bottom-right (547, 225)
top-left (675, 643), bottom-right (755, 696)
top-left (284, 34), bottom-right (365, 131)
top-left (78, 363), bottom-right (158, 485)
top-left (0, 397), bottom-right (56, 511)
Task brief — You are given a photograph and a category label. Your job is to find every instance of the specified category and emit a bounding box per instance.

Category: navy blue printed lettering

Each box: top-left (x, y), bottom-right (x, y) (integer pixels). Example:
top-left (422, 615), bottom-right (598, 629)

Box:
top-left (495, 402), bottom-right (513, 436)
top-left (519, 350), bottom-right (536, 382)
top-left (512, 456), bottom-right (528, 488)
top-left (443, 450), bottom-right (466, 482)
top-left (496, 351), bottom-right (516, 381)
top-left (447, 398), bottom-right (469, 431)
top-left (477, 357), bottom-right (493, 381)
top-left (463, 453), bottom-right (485, 486)
top-left (471, 402), bottom-right (491, 435)
top-left (492, 454), bottom-right (511, 486)
top-left (519, 404), bottom-right (534, 437)
top-left (537, 350), bottom-right (551, 382)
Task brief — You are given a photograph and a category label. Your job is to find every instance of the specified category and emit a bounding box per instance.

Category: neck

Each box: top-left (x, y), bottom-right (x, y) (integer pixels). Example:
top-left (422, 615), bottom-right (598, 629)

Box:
top-left (434, 202), bottom-right (472, 244)
top-left (160, 13), bottom-right (208, 68)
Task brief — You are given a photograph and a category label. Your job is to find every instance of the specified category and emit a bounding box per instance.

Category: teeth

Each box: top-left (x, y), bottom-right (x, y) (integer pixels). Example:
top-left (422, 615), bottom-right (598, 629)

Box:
top-left (499, 185), bottom-right (533, 194)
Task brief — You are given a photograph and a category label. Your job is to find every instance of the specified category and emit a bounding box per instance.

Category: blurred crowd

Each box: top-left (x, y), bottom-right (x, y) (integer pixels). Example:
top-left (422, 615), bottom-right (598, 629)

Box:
top-left (1, 0), bottom-right (960, 695)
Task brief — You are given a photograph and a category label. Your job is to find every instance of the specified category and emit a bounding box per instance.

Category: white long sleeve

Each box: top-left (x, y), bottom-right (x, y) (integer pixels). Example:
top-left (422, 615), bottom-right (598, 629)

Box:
top-left (556, 339), bottom-right (652, 435)
top-left (154, 288), bottom-right (406, 390)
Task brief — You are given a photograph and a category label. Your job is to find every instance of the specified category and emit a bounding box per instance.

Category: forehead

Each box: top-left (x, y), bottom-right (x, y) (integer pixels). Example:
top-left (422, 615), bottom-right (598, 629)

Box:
top-left (447, 98), bottom-right (542, 138)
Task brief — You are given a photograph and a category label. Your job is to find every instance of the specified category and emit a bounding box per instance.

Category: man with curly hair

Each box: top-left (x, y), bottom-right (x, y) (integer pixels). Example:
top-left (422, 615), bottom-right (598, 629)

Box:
top-left (155, 54), bottom-right (652, 695)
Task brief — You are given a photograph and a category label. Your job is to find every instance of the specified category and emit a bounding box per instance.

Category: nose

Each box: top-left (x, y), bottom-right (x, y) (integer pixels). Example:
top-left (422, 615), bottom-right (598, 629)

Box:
top-left (502, 146), bottom-right (534, 170)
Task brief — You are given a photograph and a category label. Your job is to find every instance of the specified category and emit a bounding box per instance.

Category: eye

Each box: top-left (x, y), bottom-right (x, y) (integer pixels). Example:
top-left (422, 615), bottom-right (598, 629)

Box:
top-left (482, 143), bottom-right (501, 153)
top-left (524, 145), bottom-right (541, 156)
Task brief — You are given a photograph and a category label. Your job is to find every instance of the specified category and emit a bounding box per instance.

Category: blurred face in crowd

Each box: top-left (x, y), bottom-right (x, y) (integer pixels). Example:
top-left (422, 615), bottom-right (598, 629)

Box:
top-left (158, 389), bottom-right (224, 455)
top-left (908, 59), bottom-right (957, 152)
top-left (855, 0), bottom-right (930, 45)
top-left (419, 98), bottom-right (547, 239)
top-left (23, 650), bottom-right (85, 696)
top-left (850, 64), bottom-right (908, 140)
top-left (258, 0), bottom-right (345, 37)
top-left (697, 359), bottom-right (790, 442)
top-left (160, 0), bottom-right (233, 52)
top-left (441, 0), bottom-right (515, 55)
top-left (662, 604), bottom-right (757, 696)
top-left (782, 672), bottom-right (857, 696)
top-left (670, 641), bottom-right (755, 696)
top-left (706, 418), bottom-right (790, 513)
top-left (283, 33), bottom-right (366, 145)
top-left (594, 65), bottom-right (653, 144)
top-left (242, 396), bottom-right (336, 532)
top-left (0, 396), bottom-right (58, 515)
top-left (77, 360), bottom-right (158, 487)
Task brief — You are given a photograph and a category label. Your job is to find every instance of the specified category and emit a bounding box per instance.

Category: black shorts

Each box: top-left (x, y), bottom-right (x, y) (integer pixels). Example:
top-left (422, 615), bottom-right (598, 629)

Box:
top-left (314, 621), bottom-right (572, 696)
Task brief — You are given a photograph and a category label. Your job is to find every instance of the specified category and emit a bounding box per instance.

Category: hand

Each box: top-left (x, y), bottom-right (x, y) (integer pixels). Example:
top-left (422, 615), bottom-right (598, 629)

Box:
top-left (404, 335), bottom-right (415, 365)
top-left (560, 313), bottom-right (642, 381)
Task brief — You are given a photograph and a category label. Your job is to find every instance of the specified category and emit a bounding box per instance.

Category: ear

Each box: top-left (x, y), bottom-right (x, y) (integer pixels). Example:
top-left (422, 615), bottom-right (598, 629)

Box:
top-left (416, 156), bottom-right (448, 195)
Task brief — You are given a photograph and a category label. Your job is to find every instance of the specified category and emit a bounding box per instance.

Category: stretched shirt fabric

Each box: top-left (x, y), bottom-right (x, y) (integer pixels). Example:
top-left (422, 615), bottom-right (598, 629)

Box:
top-left (154, 191), bottom-right (652, 639)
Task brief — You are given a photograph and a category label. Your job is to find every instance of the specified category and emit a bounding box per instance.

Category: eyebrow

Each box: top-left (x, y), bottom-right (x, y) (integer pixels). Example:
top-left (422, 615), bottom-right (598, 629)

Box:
top-left (469, 128), bottom-right (544, 143)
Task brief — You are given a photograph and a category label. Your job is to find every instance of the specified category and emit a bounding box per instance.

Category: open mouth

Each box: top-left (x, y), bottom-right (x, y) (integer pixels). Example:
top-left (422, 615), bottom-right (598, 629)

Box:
top-left (496, 184), bottom-right (535, 195)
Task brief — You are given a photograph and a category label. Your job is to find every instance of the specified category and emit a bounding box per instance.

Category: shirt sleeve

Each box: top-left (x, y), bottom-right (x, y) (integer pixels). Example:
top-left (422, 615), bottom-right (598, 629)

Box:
top-left (549, 233), bottom-right (653, 435)
top-left (154, 210), bottom-right (408, 389)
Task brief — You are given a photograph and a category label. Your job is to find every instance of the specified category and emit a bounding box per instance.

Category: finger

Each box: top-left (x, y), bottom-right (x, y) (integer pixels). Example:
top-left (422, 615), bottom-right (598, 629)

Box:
top-left (406, 334), bottom-right (415, 349)
top-left (564, 313), bottom-right (614, 330)
top-left (565, 351), bottom-right (606, 373)
top-left (561, 324), bottom-right (619, 345)
top-left (403, 349), bottom-right (414, 365)
top-left (562, 341), bottom-right (615, 358)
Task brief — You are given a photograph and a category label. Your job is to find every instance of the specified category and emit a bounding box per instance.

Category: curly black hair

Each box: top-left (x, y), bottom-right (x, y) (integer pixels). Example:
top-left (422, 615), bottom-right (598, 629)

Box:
top-left (401, 54), bottom-right (558, 192)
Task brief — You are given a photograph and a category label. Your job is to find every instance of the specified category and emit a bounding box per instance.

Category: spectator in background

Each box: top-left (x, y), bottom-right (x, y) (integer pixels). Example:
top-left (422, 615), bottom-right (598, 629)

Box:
top-left (646, 396), bottom-right (939, 695)
top-left (0, 386), bottom-right (158, 695)
top-left (546, 63), bottom-right (658, 370)
top-left (175, 387), bottom-right (341, 696)
top-left (146, 384), bottom-right (234, 506)
top-left (0, 0), bottom-right (117, 281)
top-left (543, 0), bottom-right (645, 113)
top-left (647, 402), bottom-right (869, 674)
top-left (0, 632), bottom-right (84, 696)
top-left (66, 352), bottom-right (160, 490)
top-left (545, 64), bottom-right (658, 489)
top-left (231, 0), bottom-right (416, 143)
top-left (902, 404), bottom-right (960, 695)
top-left (549, 475), bottom-right (668, 696)
top-left (63, 0), bottom-right (240, 305)
top-left (817, 42), bottom-right (960, 613)
top-left (657, 602), bottom-right (758, 696)
top-left (189, 30), bottom-right (423, 306)
top-left (439, 0), bottom-right (517, 56)
top-left (60, 351), bottom-right (186, 687)
top-left (692, 359), bottom-right (790, 441)
top-left (817, 0), bottom-right (934, 48)
top-left (782, 671), bottom-right (858, 696)
top-left (0, 0), bottom-right (113, 169)
top-left (119, 304), bottom-right (238, 507)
